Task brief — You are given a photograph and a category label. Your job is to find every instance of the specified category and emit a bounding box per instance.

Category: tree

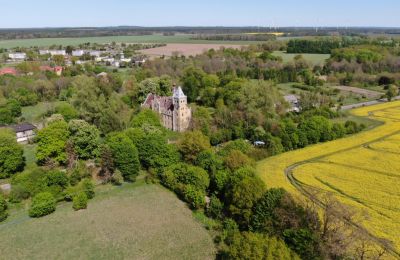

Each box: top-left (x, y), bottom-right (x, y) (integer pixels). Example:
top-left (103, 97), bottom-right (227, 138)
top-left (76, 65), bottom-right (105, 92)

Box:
top-left (0, 129), bottom-right (24, 178)
top-left (178, 131), bottom-right (211, 162)
top-left (131, 109), bottom-right (162, 128)
top-left (386, 85), bottom-right (398, 101)
top-left (0, 107), bottom-right (14, 124)
top-left (223, 150), bottom-right (254, 171)
top-left (99, 144), bottom-right (115, 183)
top-left (225, 232), bottom-right (300, 260)
top-left (68, 120), bottom-right (100, 160)
top-left (55, 103), bottom-right (78, 122)
top-left (36, 120), bottom-right (70, 166)
top-left (227, 175), bottom-right (266, 227)
top-left (106, 133), bottom-right (140, 182)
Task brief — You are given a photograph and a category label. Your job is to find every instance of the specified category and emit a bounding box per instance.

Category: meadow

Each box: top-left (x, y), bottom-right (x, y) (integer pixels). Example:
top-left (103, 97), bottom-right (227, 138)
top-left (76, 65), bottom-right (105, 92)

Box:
top-left (273, 51), bottom-right (330, 65)
top-left (0, 181), bottom-right (215, 259)
top-left (257, 101), bottom-right (400, 255)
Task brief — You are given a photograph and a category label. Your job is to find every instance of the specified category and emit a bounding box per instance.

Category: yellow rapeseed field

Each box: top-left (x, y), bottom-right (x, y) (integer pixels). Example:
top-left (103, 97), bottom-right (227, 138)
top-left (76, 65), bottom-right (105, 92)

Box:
top-left (257, 101), bottom-right (400, 254)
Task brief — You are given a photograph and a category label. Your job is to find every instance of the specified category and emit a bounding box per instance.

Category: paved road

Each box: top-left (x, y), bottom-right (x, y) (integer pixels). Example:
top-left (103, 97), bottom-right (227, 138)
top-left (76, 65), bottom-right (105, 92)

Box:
top-left (341, 96), bottom-right (400, 111)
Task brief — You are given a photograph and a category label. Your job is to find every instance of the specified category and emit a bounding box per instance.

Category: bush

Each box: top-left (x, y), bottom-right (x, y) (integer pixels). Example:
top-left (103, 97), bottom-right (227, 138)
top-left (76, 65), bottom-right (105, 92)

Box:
top-left (29, 192), bottom-right (56, 218)
top-left (81, 179), bottom-right (95, 199)
top-left (111, 169), bottom-right (123, 185)
top-left (0, 194), bottom-right (8, 222)
top-left (223, 150), bottom-right (254, 171)
top-left (72, 192), bottom-right (88, 211)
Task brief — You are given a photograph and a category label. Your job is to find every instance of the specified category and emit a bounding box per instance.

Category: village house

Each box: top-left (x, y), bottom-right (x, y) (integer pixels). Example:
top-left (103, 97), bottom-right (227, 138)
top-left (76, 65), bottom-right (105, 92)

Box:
top-left (8, 53), bottom-right (26, 61)
top-left (284, 94), bottom-right (301, 112)
top-left (72, 50), bottom-right (85, 57)
top-left (0, 123), bottom-right (37, 143)
top-left (142, 86), bottom-right (192, 132)
top-left (39, 66), bottom-right (63, 76)
top-left (39, 50), bottom-right (66, 56)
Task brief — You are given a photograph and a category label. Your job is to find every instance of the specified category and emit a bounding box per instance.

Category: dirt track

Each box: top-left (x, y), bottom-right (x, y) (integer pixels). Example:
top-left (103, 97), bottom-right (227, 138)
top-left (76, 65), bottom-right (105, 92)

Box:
top-left (333, 85), bottom-right (383, 99)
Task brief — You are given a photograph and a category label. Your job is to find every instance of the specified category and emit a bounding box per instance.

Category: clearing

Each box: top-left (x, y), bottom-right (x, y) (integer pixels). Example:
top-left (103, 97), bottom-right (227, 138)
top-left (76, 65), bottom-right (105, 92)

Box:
top-left (273, 51), bottom-right (330, 65)
top-left (0, 182), bottom-right (215, 260)
top-left (257, 101), bottom-right (400, 256)
top-left (140, 43), bottom-right (244, 58)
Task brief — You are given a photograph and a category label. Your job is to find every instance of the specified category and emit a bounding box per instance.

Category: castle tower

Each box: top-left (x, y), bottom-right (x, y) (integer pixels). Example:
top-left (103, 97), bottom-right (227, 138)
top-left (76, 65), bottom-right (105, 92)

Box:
top-left (173, 86), bottom-right (191, 132)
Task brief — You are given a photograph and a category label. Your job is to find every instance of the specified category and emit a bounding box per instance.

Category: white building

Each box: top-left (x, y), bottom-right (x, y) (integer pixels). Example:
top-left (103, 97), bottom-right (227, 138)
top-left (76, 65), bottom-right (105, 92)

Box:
top-left (284, 95), bottom-right (301, 112)
top-left (89, 51), bottom-right (101, 57)
top-left (72, 50), bottom-right (85, 57)
top-left (0, 123), bottom-right (37, 143)
top-left (39, 50), bottom-right (66, 56)
top-left (8, 53), bottom-right (26, 60)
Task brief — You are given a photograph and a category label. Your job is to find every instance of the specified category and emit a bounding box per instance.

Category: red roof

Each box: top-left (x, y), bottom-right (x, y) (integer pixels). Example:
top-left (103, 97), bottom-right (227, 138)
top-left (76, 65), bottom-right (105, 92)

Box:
top-left (0, 67), bottom-right (17, 76)
top-left (39, 66), bottom-right (63, 73)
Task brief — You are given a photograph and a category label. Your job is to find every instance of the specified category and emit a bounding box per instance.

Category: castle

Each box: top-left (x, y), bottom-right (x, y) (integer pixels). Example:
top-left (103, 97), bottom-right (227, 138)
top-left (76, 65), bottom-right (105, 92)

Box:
top-left (142, 86), bottom-right (192, 132)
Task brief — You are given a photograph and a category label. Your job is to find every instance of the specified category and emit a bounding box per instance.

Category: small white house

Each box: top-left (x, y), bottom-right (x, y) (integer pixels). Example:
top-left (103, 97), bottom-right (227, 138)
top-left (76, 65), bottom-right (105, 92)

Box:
top-left (284, 95), bottom-right (301, 112)
top-left (50, 50), bottom-right (66, 56)
top-left (1, 123), bottom-right (37, 143)
top-left (89, 51), bottom-right (101, 57)
top-left (8, 53), bottom-right (26, 60)
top-left (72, 50), bottom-right (85, 57)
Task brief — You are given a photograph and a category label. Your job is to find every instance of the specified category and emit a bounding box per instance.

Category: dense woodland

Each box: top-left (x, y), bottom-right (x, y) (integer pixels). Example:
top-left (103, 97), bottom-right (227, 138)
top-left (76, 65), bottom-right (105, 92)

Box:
top-left (0, 35), bottom-right (399, 259)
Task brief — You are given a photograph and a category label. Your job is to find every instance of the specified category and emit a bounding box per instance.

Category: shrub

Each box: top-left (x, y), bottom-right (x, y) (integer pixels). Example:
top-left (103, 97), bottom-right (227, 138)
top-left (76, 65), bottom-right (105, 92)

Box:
top-left (0, 194), bottom-right (8, 222)
top-left (223, 150), bottom-right (254, 171)
top-left (81, 179), bottom-right (95, 199)
top-left (72, 192), bottom-right (88, 211)
top-left (29, 192), bottom-right (56, 218)
top-left (111, 169), bottom-right (123, 185)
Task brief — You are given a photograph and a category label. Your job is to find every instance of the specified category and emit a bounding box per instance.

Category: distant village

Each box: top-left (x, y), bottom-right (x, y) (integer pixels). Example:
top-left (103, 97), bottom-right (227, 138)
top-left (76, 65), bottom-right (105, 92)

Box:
top-left (0, 42), bottom-right (163, 76)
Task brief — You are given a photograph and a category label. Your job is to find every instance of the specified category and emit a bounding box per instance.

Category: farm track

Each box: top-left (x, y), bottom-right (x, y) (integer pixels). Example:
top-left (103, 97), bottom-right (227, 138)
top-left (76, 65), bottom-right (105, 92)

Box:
top-left (284, 127), bottom-right (400, 257)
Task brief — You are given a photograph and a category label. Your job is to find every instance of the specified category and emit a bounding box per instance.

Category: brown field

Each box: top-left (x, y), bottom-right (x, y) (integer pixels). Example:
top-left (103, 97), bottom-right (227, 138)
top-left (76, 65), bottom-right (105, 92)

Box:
top-left (140, 43), bottom-right (245, 58)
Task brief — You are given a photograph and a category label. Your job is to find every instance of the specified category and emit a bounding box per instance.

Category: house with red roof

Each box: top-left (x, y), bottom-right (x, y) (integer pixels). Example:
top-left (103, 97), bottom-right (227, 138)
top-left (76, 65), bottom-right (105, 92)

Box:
top-left (0, 68), bottom-right (17, 76)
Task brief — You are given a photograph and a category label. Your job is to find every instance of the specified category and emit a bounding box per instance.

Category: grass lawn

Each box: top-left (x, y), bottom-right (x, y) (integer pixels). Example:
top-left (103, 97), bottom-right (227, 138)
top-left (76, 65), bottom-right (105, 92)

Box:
top-left (0, 181), bottom-right (215, 259)
top-left (21, 101), bottom-right (66, 123)
top-left (23, 144), bottom-right (37, 169)
top-left (273, 51), bottom-right (330, 65)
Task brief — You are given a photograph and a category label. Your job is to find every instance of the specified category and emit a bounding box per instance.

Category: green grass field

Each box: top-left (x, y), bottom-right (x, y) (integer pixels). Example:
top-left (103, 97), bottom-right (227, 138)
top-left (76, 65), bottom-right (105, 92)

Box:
top-left (0, 182), bottom-right (215, 260)
top-left (0, 34), bottom-right (262, 48)
top-left (273, 51), bottom-right (330, 65)
top-left (21, 101), bottom-right (66, 123)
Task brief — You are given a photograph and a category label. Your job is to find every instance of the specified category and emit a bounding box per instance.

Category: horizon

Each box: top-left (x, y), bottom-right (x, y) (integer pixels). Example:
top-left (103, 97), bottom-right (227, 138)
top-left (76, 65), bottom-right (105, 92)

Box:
top-left (1, 0), bottom-right (399, 28)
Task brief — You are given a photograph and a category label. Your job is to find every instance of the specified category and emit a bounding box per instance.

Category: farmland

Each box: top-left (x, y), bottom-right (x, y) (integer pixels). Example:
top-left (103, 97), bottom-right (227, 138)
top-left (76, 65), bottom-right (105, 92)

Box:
top-left (257, 101), bottom-right (400, 255)
top-left (0, 34), bottom-right (259, 49)
top-left (140, 43), bottom-right (245, 58)
top-left (0, 181), bottom-right (215, 260)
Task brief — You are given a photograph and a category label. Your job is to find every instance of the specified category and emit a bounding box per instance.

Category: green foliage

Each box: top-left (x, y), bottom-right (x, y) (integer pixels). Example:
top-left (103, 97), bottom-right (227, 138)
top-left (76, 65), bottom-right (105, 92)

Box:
top-left (10, 168), bottom-right (68, 202)
top-left (131, 109), bottom-right (162, 128)
top-left (225, 232), bottom-right (300, 260)
top-left (227, 175), bottom-right (265, 228)
top-left (81, 179), bottom-right (95, 199)
top-left (206, 194), bottom-right (224, 219)
top-left (223, 150), bottom-right (254, 171)
top-left (29, 192), bottom-right (56, 218)
top-left (127, 129), bottom-right (180, 170)
top-left (183, 185), bottom-right (206, 209)
top-left (111, 169), bottom-right (123, 185)
top-left (251, 188), bottom-right (286, 233)
top-left (55, 103), bottom-right (78, 122)
top-left (106, 132), bottom-right (140, 182)
top-left (178, 131), bottom-right (211, 162)
top-left (36, 120), bottom-right (70, 165)
top-left (68, 120), bottom-right (100, 159)
top-left (283, 229), bottom-right (320, 260)
top-left (160, 163), bottom-right (210, 209)
top-left (10, 88), bottom-right (39, 106)
top-left (72, 192), bottom-right (88, 211)
top-left (0, 129), bottom-right (25, 178)
top-left (0, 107), bottom-right (14, 124)
top-left (386, 85), bottom-right (399, 101)
top-left (218, 139), bottom-right (253, 157)
top-left (0, 194), bottom-right (8, 222)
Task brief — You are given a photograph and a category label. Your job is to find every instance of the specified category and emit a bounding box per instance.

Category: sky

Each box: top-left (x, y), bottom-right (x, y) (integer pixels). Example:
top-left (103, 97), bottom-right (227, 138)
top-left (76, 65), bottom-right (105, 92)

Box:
top-left (1, 0), bottom-right (399, 28)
